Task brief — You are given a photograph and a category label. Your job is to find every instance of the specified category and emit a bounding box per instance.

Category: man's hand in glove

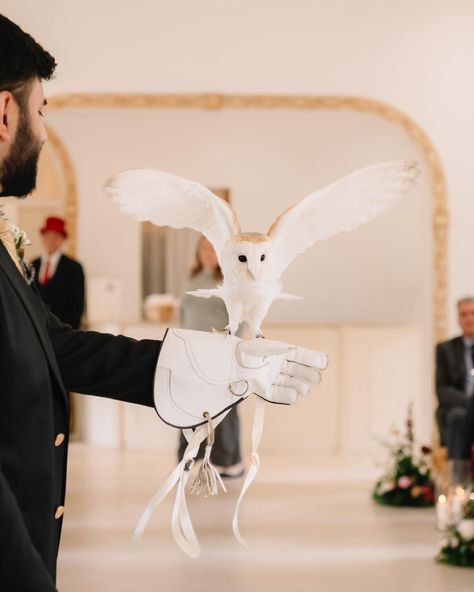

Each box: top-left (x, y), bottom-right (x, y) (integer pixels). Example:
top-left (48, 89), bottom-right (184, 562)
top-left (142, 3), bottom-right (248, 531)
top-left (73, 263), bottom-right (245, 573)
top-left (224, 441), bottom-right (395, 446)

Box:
top-left (154, 329), bottom-right (328, 428)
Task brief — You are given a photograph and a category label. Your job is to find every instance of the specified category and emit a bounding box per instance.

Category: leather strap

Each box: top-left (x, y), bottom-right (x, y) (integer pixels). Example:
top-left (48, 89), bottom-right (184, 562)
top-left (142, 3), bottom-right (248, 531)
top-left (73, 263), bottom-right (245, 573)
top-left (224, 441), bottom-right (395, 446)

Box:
top-left (133, 409), bottom-right (231, 558)
top-left (232, 396), bottom-right (265, 546)
top-left (134, 401), bottom-right (266, 556)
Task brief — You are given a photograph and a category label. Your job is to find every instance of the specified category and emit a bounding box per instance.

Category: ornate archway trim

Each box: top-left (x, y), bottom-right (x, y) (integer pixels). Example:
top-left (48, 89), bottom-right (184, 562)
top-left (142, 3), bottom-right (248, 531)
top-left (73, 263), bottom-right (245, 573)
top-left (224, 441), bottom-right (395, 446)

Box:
top-left (44, 123), bottom-right (78, 257)
top-left (47, 93), bottom-right (449, 341)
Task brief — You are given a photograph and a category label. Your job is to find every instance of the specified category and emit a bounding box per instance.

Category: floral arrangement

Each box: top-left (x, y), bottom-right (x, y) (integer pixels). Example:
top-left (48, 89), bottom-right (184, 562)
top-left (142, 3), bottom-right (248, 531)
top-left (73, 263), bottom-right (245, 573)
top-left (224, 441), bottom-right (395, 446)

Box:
top-left (372, 404), bottom-right (435, 507)
top-left (438, 494), bottom-right (474, 567)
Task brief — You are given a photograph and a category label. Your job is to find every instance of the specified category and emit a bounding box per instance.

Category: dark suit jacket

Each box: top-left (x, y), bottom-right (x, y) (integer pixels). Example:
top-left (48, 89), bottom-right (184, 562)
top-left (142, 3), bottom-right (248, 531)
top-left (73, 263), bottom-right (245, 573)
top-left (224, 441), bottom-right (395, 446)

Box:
top-left (0, 241), bottom-right (161, 590)
top-left (461, 395), bottom-right (474, 460)
top-left (435, 337), bottom-right (470, 445)
top-left (31, 254), bottom-right (85, 329)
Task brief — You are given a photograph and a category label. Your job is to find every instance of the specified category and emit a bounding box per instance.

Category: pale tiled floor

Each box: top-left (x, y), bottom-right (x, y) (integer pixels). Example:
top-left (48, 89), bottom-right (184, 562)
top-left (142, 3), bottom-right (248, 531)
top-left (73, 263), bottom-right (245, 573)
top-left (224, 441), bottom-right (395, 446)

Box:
top-left (57, 444), bottom-right (473, 591)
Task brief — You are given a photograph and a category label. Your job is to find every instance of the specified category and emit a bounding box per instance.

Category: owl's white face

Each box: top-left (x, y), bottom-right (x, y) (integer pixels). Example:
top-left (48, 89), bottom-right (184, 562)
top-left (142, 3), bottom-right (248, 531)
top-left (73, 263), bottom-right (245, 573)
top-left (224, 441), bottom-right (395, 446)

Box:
top-left (222, 234), bottom-right (274, 283)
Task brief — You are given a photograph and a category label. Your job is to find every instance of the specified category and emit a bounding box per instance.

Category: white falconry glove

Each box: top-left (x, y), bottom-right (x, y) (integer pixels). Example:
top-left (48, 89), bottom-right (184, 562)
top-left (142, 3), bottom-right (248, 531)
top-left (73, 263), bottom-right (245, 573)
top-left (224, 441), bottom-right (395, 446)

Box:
top-left (135, 328), bottom-right (328, 558)
top-left (154, 328), bottom-right (328, 428)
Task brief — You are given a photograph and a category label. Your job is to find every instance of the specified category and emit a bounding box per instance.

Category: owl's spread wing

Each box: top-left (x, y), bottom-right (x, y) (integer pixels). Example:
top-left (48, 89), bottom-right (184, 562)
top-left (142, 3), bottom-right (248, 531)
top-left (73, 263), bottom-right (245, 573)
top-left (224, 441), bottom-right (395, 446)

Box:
top-left (104, 169), bottom-right (240, 260)
top-left (267, 159), bottom-right (420, 275)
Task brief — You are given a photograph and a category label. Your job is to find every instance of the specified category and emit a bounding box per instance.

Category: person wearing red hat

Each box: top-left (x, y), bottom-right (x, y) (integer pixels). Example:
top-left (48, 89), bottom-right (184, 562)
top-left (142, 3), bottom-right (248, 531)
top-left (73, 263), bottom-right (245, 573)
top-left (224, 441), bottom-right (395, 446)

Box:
top-left (31, 216), bottom-right (85, 329)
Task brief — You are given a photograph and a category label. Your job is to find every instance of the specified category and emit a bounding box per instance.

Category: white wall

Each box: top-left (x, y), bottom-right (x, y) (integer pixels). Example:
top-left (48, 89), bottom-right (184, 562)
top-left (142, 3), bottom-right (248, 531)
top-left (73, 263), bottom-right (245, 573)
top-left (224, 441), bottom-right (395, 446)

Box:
top-left (2, 0), bottom-right (471, 335)
top-left (45, 107), bottom-right (431, 328)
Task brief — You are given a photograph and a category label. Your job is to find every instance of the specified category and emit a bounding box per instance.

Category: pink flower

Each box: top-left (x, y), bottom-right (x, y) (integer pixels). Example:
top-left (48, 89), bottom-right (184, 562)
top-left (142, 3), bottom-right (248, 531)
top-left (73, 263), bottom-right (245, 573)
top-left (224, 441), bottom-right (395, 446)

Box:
top-left (398, 476), bottom-right (412, 489)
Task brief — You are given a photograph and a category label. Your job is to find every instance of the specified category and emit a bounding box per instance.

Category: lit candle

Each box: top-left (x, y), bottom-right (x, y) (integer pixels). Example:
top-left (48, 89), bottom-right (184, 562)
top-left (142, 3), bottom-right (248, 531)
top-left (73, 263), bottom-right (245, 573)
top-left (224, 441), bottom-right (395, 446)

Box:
top-left (437, 494), bottom-right (449, 530)
top-left (451, 487), bottom-right (466, 525)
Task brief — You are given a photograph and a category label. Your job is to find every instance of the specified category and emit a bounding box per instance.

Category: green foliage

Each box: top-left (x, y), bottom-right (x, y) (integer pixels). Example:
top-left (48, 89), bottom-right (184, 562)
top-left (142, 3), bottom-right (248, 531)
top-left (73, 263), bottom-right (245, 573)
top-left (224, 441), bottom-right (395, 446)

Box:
top-left (438, 526), bottom-right (474, 568)
top-left (465, 499), bottom-right (474, 520)
top-left (372, 404), bottom-right (435, 507)
top-left (372, 448), bottom-right (435, 508)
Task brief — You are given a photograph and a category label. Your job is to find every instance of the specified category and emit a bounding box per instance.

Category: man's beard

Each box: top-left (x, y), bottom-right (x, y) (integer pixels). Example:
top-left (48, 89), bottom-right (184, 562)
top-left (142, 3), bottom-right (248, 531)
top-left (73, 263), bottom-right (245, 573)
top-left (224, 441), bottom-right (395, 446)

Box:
top-left (0, 111), bottom-right (42, 199)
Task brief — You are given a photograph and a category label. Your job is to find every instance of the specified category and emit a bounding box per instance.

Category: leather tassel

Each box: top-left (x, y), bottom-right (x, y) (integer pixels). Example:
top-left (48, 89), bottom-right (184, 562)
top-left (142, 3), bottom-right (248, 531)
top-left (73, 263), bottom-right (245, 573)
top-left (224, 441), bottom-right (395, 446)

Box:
top-left (191, 412), bottom-right (226, 497)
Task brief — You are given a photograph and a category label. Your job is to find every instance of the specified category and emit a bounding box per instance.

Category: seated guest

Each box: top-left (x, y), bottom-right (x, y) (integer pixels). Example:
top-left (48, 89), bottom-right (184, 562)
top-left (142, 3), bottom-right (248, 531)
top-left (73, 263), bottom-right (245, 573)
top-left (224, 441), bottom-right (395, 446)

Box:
top-left (436, 297), bottom-right (474, 459)
top-left (31, 216), bottom-right (85, 329)
top-left (460, 393), bottom-right (474, 464)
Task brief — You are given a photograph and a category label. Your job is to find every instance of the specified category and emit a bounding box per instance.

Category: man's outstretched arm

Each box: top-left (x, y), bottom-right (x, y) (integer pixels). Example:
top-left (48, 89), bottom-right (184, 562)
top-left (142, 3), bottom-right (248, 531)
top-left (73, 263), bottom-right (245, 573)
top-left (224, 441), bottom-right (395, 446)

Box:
top-left (46, 306), bottom-right (161, 407)
top-left (45, 304), bottom-right (328, 423)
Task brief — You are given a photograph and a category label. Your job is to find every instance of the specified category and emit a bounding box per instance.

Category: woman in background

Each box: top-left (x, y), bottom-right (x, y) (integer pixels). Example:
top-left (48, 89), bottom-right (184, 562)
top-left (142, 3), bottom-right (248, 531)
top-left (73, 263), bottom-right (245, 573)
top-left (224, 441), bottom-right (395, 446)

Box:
top-left (178, 237), bottom-right (244, 477)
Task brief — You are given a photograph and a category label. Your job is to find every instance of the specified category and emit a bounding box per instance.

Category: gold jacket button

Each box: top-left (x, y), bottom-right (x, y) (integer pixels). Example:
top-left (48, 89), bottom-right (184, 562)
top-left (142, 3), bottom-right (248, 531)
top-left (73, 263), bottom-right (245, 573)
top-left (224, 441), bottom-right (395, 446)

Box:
top-left (54, 506), bottom-right (65, 519)
top-left (54, 433), bottom-right (65, 447)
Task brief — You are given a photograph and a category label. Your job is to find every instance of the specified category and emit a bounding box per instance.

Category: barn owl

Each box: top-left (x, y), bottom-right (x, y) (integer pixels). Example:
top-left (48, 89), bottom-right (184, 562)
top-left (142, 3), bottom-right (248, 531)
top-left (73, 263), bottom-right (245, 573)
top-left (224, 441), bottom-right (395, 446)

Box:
top-left (105, 159), bottom-right (420, 337)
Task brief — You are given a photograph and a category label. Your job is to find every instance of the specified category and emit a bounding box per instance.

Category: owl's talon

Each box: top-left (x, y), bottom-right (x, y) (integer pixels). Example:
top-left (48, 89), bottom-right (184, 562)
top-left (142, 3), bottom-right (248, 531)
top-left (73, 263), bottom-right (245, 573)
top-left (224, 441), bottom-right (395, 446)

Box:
top-left (213, 327), bottom-right (232, 337)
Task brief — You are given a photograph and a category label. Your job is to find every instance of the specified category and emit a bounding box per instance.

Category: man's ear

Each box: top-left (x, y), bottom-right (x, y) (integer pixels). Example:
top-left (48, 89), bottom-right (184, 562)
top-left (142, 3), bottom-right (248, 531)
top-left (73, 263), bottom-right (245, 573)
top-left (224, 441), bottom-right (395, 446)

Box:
top-left (0, 91), bottom-right (15, 143)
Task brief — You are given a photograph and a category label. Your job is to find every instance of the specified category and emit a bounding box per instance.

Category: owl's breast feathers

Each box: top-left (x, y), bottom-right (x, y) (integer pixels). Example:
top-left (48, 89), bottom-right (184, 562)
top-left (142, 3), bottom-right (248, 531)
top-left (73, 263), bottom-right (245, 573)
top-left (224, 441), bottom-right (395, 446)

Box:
top-left (222, 277), bottom-right (282, 305)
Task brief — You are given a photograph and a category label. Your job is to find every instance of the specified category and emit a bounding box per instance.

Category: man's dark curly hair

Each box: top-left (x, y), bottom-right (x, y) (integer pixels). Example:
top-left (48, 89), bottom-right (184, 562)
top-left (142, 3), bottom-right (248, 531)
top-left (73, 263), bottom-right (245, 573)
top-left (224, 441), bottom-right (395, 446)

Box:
top-left (0, 14), bottom-right (56, 107)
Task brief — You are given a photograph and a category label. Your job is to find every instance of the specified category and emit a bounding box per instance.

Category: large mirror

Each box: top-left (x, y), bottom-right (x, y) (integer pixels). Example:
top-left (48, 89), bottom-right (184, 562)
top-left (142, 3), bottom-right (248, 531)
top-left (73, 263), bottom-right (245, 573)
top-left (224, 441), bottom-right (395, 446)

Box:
top-left (33, 94), bottom-right (447, 457)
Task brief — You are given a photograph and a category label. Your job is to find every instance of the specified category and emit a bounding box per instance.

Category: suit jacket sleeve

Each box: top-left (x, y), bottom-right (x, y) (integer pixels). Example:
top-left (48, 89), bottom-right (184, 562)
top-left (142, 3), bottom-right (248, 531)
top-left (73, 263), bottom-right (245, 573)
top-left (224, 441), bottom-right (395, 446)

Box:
top-left (45, 305), bottom-right (161, 407)
top-left (436, 343), bottom-right (468, 409)
top-left (0, 471), bottom-right (57, 591)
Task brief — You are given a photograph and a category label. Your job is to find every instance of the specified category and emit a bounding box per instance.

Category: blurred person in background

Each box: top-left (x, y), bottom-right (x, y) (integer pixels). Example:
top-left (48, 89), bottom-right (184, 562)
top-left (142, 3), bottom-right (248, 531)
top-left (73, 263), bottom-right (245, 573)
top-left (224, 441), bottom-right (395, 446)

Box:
top-left (32, 216), bottom-right (85, 329)
top-left (436, 297), bottom-right (474, 459)
top-left (178, 237), bottom-right (243, 477)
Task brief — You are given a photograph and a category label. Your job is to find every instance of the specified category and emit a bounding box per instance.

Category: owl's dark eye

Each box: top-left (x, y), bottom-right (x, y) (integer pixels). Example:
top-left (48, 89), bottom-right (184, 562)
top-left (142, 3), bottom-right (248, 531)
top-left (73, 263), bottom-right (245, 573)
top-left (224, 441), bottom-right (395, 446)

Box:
top-left (260, 254), bottom-right (266, 262)
top-left (238, 255), bottom-right (247, 263)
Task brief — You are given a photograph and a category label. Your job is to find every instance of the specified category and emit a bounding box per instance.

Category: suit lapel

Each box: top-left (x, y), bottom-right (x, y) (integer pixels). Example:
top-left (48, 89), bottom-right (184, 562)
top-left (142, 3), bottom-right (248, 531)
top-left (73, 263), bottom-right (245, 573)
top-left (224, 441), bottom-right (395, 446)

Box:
top-left (453, 337), bottom-right (467, 379)
top-left (42, 254), bottom-right (65, 286)
top-left (51, 254), bottom-right (65, 282)
top-left (32, 257), bottom-right (41, 280)
top-left (0, 242), bottom-right (65, 391)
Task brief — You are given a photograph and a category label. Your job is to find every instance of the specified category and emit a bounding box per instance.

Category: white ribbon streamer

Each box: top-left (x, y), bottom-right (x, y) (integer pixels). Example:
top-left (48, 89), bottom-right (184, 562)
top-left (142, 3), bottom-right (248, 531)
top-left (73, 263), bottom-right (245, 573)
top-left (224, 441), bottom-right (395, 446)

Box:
top-left (232, 396), bottom-right (266, 546)
top-left (133, 409), bottom-right (231, 558)
top-left (171, 461), bottom-right (200, 557)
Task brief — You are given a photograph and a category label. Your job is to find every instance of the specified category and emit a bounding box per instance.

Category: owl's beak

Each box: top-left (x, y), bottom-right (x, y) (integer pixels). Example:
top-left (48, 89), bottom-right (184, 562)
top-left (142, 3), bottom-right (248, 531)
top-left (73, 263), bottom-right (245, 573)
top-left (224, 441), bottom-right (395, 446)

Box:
top-left (247, 262), bottom-right (260, 280)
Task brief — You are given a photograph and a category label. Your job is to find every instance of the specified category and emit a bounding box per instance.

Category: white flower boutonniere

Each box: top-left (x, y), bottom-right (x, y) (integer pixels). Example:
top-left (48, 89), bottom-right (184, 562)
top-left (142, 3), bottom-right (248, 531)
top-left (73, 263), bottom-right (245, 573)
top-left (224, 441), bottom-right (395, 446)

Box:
top-left (0, 207), bottom-right (35, 284)
top-left (9, 225), bottom-right (31, 261)
top-left (8, 224), bottom-right (36, 285)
